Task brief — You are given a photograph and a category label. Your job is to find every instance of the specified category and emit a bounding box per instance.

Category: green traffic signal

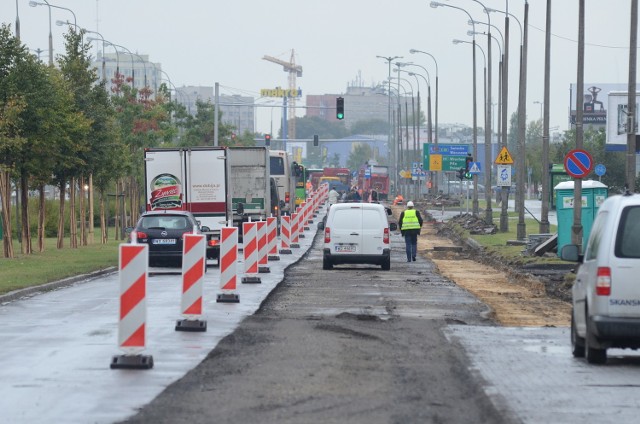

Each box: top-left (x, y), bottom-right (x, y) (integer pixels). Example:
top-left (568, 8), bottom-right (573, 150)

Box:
top-left (464, 171), bottom-right (473, 180)
top-left (336, 97), bottom-right (344, 120)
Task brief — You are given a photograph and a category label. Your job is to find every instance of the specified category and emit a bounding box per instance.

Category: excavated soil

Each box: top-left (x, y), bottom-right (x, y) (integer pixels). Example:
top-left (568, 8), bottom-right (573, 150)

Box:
top-left (392, 204), bottom-right (571, 327)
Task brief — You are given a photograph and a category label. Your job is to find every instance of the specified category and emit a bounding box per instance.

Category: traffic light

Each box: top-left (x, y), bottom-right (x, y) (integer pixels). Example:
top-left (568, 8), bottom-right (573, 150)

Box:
top-left (264, 134), bottom-right (271, 146)
top-left (457, 168), bottom-right (465, 181)
top-left (336, 97), bottom-right (344, 120)
top-left (313, 134), bottom-right (319, 147)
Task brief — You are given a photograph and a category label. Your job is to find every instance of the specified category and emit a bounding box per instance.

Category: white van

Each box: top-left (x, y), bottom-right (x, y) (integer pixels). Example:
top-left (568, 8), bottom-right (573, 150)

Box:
top-left (319, 203), bottom-right (397, 270)
top-left (561, 193), bottom-right (640, 364)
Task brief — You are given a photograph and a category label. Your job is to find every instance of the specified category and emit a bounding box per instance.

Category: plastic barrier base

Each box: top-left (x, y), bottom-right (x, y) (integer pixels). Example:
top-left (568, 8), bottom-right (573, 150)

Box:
top-left (258, 266), bottom-right (270, 274)
top-left (299, 234), bottom-right (306, 238)
top-left (290, 243), bottom-right (300, 248)
top-left (279, 249), bottom-right (292, 255)
top-left (241, 276), bottom-right (262, 284)
top-left (268, 255), bottom-right (281, 261)
top-left (175, 319), bottom-right (207, 332)
top-left (110, 354), bottom-right (154, 370)
top-left (216, 293), bottom-right (240, 303)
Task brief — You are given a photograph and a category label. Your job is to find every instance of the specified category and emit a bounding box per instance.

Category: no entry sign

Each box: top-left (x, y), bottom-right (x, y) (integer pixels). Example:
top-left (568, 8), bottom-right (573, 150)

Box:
top-left (564, 149), bottom-right (593, 179)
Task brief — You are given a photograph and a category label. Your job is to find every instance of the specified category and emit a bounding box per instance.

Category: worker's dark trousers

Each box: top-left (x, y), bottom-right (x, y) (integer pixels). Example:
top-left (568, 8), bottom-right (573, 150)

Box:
top-left (404, 233), bottom-right (418, 261)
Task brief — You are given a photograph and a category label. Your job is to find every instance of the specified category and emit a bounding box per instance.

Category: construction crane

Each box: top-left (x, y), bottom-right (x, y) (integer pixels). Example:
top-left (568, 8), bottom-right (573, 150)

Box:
top-left (262, 50), bottom-right (302, 140)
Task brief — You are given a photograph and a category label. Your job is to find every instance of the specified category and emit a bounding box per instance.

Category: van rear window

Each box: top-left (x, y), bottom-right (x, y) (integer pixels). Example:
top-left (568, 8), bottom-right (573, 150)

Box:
top-left (332, 209), bottom-right (362, 230)
top-left (362, 210), bottom-right (384, 230)
top-left (615, 206), bottom-right (640, 258)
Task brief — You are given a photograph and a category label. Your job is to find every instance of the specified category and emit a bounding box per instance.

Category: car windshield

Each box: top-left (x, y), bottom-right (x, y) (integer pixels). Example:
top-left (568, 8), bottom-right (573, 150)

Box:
top-left (141, 215), bottom-right (191, 230)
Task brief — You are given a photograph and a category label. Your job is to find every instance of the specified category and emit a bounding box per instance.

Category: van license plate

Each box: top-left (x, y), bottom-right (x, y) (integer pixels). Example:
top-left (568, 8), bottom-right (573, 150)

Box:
top-left (153, 239), bottom-right (176, 245)
top-left (335, 244), bottom-right (356, 252)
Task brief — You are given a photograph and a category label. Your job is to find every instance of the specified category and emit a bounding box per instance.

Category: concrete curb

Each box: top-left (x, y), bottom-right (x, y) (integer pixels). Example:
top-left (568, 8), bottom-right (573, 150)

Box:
top-left (0, 267), bottom-right (117, 304)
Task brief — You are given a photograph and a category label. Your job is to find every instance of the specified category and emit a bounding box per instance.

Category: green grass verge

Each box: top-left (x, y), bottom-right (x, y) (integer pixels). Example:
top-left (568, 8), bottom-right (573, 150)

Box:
top-left (0, 237), bottom-right (121, 295)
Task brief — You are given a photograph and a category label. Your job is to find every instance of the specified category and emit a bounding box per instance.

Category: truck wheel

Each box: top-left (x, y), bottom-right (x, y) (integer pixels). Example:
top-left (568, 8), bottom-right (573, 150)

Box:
top-left (322, 257), bottom-right (333, 270)
top-left (571, 311), bottom-right (585, 358)
top-left (585, 316), bottom-right (607, 364)
top-left (381, 257), bottom-right (391, 271)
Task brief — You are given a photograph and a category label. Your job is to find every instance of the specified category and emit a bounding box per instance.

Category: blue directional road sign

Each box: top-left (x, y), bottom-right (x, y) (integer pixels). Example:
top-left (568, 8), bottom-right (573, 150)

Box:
top-left (595, 163), bottom-right (606, 177)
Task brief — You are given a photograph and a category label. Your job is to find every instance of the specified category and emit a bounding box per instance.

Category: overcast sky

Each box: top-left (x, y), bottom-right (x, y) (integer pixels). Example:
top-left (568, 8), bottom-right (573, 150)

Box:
top-left (2, 0), bottom-right (637, 136)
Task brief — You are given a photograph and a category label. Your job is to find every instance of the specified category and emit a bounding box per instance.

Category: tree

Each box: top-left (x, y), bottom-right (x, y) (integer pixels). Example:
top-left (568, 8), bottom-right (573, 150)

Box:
top-left (348, 119), bottom-right (389, 135)
top-left (0, 24), bottom-right (29, 257)
top-left (347, 144), bottom-right (374, 171)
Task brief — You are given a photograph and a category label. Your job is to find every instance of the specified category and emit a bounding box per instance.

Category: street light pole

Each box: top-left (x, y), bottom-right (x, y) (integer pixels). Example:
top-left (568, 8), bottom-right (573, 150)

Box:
top-left (15, 0), bottom-right (20, 40)
top-left (410, 49), bottom-right (439, 195)
top-left (516, 1), bottom-right (530, 241)
top-left (377, 55), bottom-right (402, 197)
top-left (540, 0), bottom-right (552, 234)
top-left (431, 1), bottom-right (478, 216)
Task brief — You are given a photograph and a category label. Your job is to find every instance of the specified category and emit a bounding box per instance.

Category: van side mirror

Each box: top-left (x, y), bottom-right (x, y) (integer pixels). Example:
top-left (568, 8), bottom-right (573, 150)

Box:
top-left (560, 244), bottom-right (583, 262)
top-left (389, 223), bottom-right (398, 231)
top-left (200, 225), bottom-right (211, 232)
top-left (386, 207), bottom-right (392, 216)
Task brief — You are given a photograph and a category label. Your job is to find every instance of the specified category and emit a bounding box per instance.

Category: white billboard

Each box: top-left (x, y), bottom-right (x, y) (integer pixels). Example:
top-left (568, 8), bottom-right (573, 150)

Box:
top-left (606, 91), bottom-right (639, 151)
top-left (569, 83), bottom-right (627, 126)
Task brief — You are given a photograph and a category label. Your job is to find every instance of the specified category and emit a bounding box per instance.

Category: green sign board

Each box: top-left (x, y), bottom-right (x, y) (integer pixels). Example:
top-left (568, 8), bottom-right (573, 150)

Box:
top-left (423, 143), bottom-right (471, 171)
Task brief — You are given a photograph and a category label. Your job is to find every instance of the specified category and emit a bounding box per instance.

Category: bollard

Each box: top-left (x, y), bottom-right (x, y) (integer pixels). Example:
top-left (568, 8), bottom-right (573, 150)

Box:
top-left (217, 226), bottom-right (240, 303)
top-left (176, 234), bottom-right (207, 332)
top-left (279, 215), bottom-right (292, 254)
top-left (290, 212), bottom-right (300, 248)
top-left (257, 220), bottom-right (270, 273)
top-left (111, 244), bottom-right (153, 370)
top-left (267, 216), bottom-right (280, 261)
top-left (241, 221), bottom-right (261, 284)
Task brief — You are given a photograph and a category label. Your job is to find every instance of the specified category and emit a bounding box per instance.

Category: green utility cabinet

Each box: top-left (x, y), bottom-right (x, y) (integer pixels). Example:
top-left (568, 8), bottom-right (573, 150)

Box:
top-left (555, 180), bottom-right (608, 255)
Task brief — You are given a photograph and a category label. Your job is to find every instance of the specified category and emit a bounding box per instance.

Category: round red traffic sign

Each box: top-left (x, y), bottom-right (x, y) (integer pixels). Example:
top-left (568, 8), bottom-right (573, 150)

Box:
top-left (564, 148), bottom-right (593, 179)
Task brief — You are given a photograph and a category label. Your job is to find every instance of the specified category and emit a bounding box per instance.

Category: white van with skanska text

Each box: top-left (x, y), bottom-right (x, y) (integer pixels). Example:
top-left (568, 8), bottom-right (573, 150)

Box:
top-left (562, 192), bottom-right (640, 364)
top-left (319, 203), bottom-right (396, 270)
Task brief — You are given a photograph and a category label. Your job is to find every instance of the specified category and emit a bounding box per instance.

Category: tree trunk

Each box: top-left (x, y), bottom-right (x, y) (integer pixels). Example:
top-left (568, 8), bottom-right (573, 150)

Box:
top-left (38, 184), bottom-right (45, 252)
top-left (70, 177), bottom-right (77, 248)
top-left (88, 173), bottom-right (94, 244)
top-left (79, 175), bottom-right (87, 246)
top-left (20, 173), bottom-right (31, 254)
top-left (114, 179), bottom-right (121, 241)
top-left (0, 170), bottom-right (15, 258)
top-left (100, 190), bottom-right (107, 244)
top-left (57, 179), bottom-right (65, 249)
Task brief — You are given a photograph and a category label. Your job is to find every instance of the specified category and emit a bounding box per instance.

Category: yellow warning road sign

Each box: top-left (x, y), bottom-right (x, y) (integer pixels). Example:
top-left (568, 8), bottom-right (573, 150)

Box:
top-left (495, 146), bottom-right (514, 164)
top-left (429, 154), bottom-right (442, 171)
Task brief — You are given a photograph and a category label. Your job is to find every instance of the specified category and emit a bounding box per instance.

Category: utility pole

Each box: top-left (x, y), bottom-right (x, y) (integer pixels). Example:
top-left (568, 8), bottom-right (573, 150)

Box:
top-left (540, 0), bottom-right (552, 234)
top-left (572, 0), bottom-right (585, 249)
top-left (627, 0), bottom-right (638, 193)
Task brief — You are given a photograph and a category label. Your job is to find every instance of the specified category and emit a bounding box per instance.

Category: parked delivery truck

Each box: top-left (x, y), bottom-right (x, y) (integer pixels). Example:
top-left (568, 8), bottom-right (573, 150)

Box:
top-left (144, 147), bottom-right (227, 261)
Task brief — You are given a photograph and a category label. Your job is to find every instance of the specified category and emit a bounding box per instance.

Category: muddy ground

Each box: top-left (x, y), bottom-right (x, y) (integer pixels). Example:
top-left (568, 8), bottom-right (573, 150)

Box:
top-left (393, 204), bottom-right (573, 328)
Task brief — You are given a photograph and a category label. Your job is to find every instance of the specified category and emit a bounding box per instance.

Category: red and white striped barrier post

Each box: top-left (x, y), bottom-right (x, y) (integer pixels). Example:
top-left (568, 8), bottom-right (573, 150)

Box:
top-left (279, 215), bottom-right (292, 254)
top-left (257, 220), bottom-right (269, 273)
top-left (290, 212), bottom-right (300, 248)
top-left (176, 233), bottom-right (207, 331)
top-left (267, 216), bottom-right (280, 261)
top-left (298, 203), bottom-right (307, 237)
top-left (241, 221), bottom-right (261, 284)
top-left (111, 243), bottom-right (153, 370)
top-left (304, 198), bottom-right (312, 228)
top-left (217, 225), bottom-right (240, 303)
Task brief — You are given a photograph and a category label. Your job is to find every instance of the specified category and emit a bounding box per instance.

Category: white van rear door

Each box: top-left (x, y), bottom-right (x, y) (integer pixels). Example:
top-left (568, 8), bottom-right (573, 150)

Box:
top-left (609, 206), bottom-right (640, 317)
top-left (330, 206), bottom-right (363, 254)
top-left (361, 207), bottom-right (385, 255)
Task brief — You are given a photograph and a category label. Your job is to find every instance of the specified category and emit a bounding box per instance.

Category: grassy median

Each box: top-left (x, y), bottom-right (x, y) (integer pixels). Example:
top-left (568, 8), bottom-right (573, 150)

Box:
top-left (0, 237), bottom-right (120, 295)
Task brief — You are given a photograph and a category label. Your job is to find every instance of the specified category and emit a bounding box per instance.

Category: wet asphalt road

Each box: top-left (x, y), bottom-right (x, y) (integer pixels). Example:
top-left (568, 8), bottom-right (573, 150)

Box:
top-left (122, 230), bottom-right (509, 424)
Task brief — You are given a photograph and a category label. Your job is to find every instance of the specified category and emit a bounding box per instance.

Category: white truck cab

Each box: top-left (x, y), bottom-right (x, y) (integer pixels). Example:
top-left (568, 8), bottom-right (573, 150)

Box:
top-left (320, 203), bottom-right (397, 270)
top-left (562, 192), bottom-right (640, 364)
